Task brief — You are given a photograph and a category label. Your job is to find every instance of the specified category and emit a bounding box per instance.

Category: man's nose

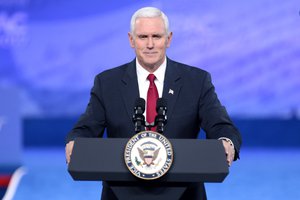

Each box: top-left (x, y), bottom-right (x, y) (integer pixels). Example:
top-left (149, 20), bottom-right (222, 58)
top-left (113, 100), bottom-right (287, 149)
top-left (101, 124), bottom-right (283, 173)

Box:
top-left (146, 37), bottom-right (154, 49)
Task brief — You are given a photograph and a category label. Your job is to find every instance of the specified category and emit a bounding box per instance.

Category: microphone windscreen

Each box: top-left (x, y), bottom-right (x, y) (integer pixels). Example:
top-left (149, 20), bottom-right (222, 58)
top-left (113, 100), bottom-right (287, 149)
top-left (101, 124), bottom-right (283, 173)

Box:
top-left (156, 98), bottom-right (167, 110)
top-left (135, 98), bottom-right (145, 111)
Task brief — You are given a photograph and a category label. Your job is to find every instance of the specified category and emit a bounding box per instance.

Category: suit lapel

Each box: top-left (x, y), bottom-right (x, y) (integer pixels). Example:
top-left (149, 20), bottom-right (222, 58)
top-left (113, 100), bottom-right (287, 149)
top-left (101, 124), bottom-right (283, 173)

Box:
top-left (163, 59), bottom-right (182, 132)
top-left (121, 60), bottom-right (139, 125)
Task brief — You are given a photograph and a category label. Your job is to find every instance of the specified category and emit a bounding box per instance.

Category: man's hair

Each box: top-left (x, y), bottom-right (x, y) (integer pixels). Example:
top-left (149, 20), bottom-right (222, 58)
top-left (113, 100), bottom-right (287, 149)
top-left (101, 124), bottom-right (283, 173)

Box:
top-left (130, 7), bottom-right (170, 34)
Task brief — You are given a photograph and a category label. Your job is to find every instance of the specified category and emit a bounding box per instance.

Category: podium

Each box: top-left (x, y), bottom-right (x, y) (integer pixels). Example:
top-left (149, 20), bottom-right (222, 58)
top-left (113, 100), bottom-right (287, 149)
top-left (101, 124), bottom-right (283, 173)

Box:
top-left (68, 138), bottom-right (228, 199)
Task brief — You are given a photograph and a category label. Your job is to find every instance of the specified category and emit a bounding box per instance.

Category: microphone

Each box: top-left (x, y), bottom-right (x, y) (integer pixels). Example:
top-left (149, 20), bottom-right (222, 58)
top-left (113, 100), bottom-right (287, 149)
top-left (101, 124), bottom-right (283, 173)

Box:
top-left (132, 98), bottom-right (145, 133)
top-left (155, 98), bottom-right (167, 133)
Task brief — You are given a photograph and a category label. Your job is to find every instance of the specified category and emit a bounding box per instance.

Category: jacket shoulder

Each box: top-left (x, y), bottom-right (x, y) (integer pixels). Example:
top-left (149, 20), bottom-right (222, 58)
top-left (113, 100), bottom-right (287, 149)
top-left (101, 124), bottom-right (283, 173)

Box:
top-left (93, 61), bottom-right (134, 82)
top-left (168, 59), bottom-right (210, 78)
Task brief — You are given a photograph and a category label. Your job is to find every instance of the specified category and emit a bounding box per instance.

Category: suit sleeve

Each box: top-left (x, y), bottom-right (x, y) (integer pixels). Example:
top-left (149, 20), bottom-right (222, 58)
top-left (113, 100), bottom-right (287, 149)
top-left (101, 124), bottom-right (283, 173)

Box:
top-left (198, 72), bottom-right (242, 160)
top-left (65, 75), bottom-right (106, 143)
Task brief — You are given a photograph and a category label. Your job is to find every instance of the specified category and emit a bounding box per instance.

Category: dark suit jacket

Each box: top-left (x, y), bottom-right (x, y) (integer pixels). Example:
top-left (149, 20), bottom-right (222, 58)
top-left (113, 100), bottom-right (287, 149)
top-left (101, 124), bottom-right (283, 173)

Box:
top-left (66, 58), bottom-right (242, 200)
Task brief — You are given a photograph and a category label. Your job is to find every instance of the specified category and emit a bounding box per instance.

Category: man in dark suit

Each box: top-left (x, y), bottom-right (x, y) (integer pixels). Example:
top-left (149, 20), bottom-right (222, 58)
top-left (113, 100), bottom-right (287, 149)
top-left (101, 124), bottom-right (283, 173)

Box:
top-left (66, 7), bottom-right (241, 200)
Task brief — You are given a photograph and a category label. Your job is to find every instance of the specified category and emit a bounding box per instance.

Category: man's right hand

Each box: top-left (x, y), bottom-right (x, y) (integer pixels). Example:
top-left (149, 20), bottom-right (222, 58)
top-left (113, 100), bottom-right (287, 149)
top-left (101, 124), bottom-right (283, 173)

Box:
top-left (65, 141), bottom-right (74, 164)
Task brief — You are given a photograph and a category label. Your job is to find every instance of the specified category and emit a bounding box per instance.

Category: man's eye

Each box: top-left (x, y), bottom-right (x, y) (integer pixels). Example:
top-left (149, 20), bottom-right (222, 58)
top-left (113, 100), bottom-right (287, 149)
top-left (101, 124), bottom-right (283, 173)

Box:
top-left (153, 35), bottom-right (162, 39)
top-left (138, 35), bottom-right (147, 39)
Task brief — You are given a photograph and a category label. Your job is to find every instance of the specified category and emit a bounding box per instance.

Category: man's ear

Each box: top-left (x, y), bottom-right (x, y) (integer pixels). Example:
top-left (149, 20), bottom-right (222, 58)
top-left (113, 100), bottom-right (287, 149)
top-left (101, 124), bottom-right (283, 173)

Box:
top-left (166, 32), bottom-right (173, 48)
top-left (128, 32), bottom-right (135, 48)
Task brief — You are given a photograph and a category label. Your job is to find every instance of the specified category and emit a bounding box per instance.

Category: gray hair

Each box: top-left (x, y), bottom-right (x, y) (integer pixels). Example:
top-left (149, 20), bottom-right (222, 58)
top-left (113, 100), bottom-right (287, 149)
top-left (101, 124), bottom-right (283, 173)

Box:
top-left (130, 7), bottom-right (170, 34)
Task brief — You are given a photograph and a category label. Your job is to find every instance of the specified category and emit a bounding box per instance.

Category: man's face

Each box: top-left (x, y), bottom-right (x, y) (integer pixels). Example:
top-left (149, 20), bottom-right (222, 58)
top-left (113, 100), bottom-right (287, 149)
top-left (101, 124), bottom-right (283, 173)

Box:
top-left (128, 17), bottom-right (172, 71)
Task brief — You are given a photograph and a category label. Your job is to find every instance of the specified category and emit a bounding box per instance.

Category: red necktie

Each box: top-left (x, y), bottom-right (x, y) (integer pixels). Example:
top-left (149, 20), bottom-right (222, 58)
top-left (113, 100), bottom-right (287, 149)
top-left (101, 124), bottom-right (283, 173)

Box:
top-left (146, 74), bottom-right (158, 131)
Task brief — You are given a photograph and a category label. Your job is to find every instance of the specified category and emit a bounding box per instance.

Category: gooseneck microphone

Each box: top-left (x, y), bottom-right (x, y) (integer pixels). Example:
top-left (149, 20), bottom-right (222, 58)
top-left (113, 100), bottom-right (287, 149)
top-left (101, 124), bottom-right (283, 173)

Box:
top-left (132, 98), bottom-right (145, 133)
top-left (155, 98), bottom-right (167, 133)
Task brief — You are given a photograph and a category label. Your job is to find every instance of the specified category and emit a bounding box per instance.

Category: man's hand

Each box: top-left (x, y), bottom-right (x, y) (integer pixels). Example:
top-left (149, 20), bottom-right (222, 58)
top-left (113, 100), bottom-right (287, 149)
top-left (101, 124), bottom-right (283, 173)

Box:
top-left (221, 140), bottom-right (235, 167)
top-left (65, 141), bottom-right (74, 164)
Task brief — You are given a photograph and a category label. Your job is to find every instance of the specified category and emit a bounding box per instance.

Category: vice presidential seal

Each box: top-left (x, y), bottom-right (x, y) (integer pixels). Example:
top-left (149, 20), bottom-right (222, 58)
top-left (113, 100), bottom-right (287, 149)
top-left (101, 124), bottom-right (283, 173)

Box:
top-left (124, 131), bottom-right (173, 180)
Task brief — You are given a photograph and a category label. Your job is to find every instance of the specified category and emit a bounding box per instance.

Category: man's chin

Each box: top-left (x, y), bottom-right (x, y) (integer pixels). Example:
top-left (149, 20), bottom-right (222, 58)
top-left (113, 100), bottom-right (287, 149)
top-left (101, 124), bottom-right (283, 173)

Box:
top-left (138, 57), bottom-right (164, 71)
top-left (145, 58), bottom-right (163, 65)
top-left (139, 64), bottom-right (158, 72)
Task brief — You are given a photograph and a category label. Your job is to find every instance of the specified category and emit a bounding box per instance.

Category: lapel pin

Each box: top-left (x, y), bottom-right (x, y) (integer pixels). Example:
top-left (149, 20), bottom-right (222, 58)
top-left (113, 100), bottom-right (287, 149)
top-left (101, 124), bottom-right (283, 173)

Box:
top-left (168, 89), bottom-right (174, 95)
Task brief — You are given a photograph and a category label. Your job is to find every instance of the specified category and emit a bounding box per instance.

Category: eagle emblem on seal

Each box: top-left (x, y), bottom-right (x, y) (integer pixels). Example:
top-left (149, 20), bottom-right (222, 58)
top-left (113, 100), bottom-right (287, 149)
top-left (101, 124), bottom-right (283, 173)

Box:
top-left (137, 141), bottom-right (161, 167)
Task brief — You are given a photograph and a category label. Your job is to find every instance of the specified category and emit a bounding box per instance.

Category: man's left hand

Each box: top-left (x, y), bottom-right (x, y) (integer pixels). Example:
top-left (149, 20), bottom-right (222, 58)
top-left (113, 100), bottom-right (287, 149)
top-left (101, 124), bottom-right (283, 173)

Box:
top-left (221, 140), bottom-right (235, 167)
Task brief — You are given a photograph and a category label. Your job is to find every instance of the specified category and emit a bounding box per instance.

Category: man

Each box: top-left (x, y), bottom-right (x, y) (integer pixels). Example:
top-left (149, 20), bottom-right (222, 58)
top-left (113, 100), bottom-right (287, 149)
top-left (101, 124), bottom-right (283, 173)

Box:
top-left (66, 7), bottom-right (242, 200)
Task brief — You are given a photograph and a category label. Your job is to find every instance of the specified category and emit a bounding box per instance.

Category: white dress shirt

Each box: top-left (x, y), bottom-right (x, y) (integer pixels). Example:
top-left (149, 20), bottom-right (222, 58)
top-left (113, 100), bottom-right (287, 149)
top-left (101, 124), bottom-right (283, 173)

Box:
top-left (136, 58), bottom-right (166, 101)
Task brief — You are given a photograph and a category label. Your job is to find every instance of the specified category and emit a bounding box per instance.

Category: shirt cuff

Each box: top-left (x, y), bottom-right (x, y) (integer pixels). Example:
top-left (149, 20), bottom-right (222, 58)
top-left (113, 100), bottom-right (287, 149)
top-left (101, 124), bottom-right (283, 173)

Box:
top-left (218, 137), bottom-right (234, 148)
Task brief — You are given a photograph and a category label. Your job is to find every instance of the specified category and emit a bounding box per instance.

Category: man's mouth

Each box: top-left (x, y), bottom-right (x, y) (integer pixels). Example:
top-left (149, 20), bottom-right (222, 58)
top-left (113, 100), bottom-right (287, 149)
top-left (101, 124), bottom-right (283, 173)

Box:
top-left (144, 52), bottom-right (157, 55)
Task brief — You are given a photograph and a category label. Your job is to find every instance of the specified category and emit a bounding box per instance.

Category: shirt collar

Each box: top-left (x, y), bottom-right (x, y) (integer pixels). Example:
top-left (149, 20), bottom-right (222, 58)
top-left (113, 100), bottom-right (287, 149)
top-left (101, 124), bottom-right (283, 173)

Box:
top-left (136, 57), bottom-right (167, 84)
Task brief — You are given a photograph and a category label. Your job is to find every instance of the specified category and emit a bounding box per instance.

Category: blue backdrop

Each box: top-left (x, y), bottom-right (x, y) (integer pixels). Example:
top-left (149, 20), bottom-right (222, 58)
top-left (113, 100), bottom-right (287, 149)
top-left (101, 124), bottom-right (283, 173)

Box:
top-left (1, 0), bottom-right (299, 118)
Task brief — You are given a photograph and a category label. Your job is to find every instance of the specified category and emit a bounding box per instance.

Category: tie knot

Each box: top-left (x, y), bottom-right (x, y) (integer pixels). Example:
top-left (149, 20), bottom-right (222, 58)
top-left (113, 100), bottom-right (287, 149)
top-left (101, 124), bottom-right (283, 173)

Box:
top-left (147, 74), bottom-right (156, 83)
